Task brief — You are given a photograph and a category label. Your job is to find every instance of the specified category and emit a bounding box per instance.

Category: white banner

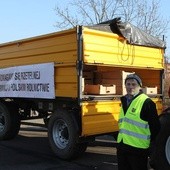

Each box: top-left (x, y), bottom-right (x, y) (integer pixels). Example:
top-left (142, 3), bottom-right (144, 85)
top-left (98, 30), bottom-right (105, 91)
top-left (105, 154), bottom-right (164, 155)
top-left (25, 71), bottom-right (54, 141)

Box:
top-left (0, 63), bottom-right (55, 99)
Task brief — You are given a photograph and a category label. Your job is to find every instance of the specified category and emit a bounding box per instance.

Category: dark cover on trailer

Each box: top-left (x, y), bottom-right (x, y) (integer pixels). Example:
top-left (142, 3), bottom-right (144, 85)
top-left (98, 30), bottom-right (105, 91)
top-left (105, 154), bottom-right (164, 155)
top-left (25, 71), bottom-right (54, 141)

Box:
top-left (87, 17), bottom-right (166, 49)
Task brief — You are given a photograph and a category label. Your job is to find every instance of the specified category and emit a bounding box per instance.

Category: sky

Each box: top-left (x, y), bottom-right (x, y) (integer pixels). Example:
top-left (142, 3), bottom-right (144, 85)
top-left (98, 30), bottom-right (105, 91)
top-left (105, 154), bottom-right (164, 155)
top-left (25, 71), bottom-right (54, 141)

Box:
top-left (0, 0), bottom-right (170, 55)
top-left (0, 1), bottom-right (57, 42)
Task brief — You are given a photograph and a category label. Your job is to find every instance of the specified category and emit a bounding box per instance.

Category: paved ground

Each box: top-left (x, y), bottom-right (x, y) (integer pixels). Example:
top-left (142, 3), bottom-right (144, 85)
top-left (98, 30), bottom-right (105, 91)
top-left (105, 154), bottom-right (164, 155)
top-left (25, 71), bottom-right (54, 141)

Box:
top-left (0, 119), bottom-right (118, 170)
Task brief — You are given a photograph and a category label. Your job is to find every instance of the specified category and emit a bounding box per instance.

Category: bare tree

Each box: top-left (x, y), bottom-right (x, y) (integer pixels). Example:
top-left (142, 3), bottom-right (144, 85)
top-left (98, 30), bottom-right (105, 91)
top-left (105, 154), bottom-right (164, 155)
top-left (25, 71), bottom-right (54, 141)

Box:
top-left (54, 0), bottom-right (169, 38)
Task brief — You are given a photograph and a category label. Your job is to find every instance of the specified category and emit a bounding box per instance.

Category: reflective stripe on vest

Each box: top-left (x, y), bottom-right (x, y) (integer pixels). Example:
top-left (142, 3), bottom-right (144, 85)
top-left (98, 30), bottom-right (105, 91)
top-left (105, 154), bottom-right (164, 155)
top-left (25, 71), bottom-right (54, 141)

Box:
top-left (117, 94), bottom-right (151, 149)
top-left (119, 129), bottom-right (150, 140)
top-left (118, 117), bottom-right (150, 129)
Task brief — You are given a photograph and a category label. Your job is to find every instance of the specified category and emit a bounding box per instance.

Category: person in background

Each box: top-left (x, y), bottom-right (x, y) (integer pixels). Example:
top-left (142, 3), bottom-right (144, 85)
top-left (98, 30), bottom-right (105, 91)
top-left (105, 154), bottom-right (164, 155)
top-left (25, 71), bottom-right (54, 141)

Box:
top-left (116, 74), bottom-right (160, 170)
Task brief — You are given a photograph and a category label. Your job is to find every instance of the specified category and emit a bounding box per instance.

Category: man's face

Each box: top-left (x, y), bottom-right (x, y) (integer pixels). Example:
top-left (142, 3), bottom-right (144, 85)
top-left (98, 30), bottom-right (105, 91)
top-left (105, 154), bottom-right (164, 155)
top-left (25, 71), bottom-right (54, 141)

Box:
top-left (125, 79), bottom-right (141, 96)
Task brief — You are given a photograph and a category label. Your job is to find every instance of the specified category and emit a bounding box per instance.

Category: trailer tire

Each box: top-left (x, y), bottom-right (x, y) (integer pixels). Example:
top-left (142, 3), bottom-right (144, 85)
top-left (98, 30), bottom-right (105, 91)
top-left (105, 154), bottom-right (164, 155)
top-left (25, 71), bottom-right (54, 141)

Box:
top-left (43, 116), bottom-right (50, 128)
top-left (151, 113), bottom-right (170, 170)
top-left (0, 102), bottom-right (20, 140)
top-left (48, 109), bottom-right (87, 160)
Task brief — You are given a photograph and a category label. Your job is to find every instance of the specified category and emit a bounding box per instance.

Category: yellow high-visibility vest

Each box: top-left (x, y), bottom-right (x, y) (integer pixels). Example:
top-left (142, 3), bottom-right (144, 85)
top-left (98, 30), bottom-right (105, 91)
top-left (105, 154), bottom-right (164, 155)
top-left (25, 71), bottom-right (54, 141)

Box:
top-left (117, 94), bottom-right (151, 149)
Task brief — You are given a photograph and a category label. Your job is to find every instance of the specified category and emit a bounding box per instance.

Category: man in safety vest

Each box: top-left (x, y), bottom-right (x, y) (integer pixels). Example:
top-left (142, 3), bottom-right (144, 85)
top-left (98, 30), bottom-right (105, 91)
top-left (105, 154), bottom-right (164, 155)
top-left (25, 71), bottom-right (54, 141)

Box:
top-left (117, 74), bottom-right (160, 170)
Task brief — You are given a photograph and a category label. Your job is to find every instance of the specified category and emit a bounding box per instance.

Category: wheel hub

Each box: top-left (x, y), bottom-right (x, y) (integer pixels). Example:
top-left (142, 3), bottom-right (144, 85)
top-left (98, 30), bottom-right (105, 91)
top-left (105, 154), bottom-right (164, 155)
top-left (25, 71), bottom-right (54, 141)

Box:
top-left (52, 119), bottom-right (69, 149)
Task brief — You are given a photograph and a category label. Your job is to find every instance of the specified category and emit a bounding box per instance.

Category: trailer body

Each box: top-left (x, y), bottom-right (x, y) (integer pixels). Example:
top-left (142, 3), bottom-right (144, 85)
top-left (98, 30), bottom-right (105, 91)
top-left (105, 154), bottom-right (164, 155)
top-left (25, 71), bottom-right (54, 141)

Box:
top-left (0, 25), bottom-right (169, 168)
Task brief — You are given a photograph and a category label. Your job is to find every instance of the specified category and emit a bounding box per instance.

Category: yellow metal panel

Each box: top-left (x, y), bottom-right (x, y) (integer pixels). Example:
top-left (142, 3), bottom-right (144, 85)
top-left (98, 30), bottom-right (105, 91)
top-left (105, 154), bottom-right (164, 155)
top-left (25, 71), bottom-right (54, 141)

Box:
top-left (81, 98), bottom-right (163, 136)
top-left (81, 101), bottom-right (121, 136)
top-left (0, 28), bottom-right (77, 68)
top-left (55, 66), bottom-right (78, 97)
top-left (83, 27), bottom-right (164, 69)
top-left (0, 29), bottom-right (77, 53)
top-left (55, 76), bottom-right (77, 83)
top-left (0, 28), bottom-right (78, 98)
top-left (0, 43), bottom-right (77, 63)
top-left (84, 48), bottom-right (163, 68)
top-left (55, 67), bottom-right (77, 76)
top-left (55, 83), bottom-right (77, 97)
top-left (0, 52), bottom-right (77, 68)
top-left (152, 98), bottom-right (163, 115)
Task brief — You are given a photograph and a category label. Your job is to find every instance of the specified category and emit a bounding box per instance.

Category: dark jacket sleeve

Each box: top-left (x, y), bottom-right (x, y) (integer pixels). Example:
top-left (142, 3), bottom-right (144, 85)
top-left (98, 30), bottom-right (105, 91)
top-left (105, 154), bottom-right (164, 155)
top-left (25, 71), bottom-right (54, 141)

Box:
top-left (140, 98), bottom-right (160, 141)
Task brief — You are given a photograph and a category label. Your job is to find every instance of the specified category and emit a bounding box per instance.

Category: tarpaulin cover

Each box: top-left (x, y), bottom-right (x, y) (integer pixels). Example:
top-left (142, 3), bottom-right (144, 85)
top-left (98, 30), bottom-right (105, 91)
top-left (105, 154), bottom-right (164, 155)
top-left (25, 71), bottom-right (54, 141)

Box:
top-left (87, 17), bottom-right (166, 49)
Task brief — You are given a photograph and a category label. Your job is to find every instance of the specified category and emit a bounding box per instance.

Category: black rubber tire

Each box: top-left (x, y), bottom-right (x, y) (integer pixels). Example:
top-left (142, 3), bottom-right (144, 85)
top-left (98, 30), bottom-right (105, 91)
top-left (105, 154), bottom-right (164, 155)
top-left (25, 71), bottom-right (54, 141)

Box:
top-left (0, 102), bottom-right (20, 140)
top-left (48, 108), bottom-right (87, 160)
top-left (151, 113), bottom-right (170, 170)
top-left (43, 116), bottom-right (50, 128)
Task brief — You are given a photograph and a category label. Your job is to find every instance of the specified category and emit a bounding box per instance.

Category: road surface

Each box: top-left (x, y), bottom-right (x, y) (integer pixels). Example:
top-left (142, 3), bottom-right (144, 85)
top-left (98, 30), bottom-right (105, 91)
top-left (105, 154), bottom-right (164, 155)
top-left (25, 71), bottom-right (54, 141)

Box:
top-left (0, 119), bottom-right (118, 170)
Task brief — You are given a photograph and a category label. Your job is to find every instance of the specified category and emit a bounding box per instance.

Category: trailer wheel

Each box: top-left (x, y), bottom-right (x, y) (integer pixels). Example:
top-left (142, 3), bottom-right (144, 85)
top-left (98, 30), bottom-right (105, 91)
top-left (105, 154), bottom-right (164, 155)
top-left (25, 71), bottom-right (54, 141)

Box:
top-left (48, 109), bottom-right (87, 160)
top-left (0, 102), bottom-right (20, 140)
top-left (43, 115), bottom-right (50, 128)
top-left (151, 113), bottom-right (170, 170)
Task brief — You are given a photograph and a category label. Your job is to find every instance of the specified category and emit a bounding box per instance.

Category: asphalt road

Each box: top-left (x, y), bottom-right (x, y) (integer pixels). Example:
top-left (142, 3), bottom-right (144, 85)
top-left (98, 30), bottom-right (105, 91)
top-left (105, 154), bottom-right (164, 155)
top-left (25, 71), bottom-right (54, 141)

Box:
top-left (0, 120), bottom-right (118, 170)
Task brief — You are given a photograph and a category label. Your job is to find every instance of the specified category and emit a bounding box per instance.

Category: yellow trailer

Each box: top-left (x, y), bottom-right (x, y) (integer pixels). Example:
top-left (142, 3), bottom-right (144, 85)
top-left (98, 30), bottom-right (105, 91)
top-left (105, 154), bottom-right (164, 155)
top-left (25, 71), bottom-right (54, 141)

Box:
top-left (0, 20), bottom-right (168, 168)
